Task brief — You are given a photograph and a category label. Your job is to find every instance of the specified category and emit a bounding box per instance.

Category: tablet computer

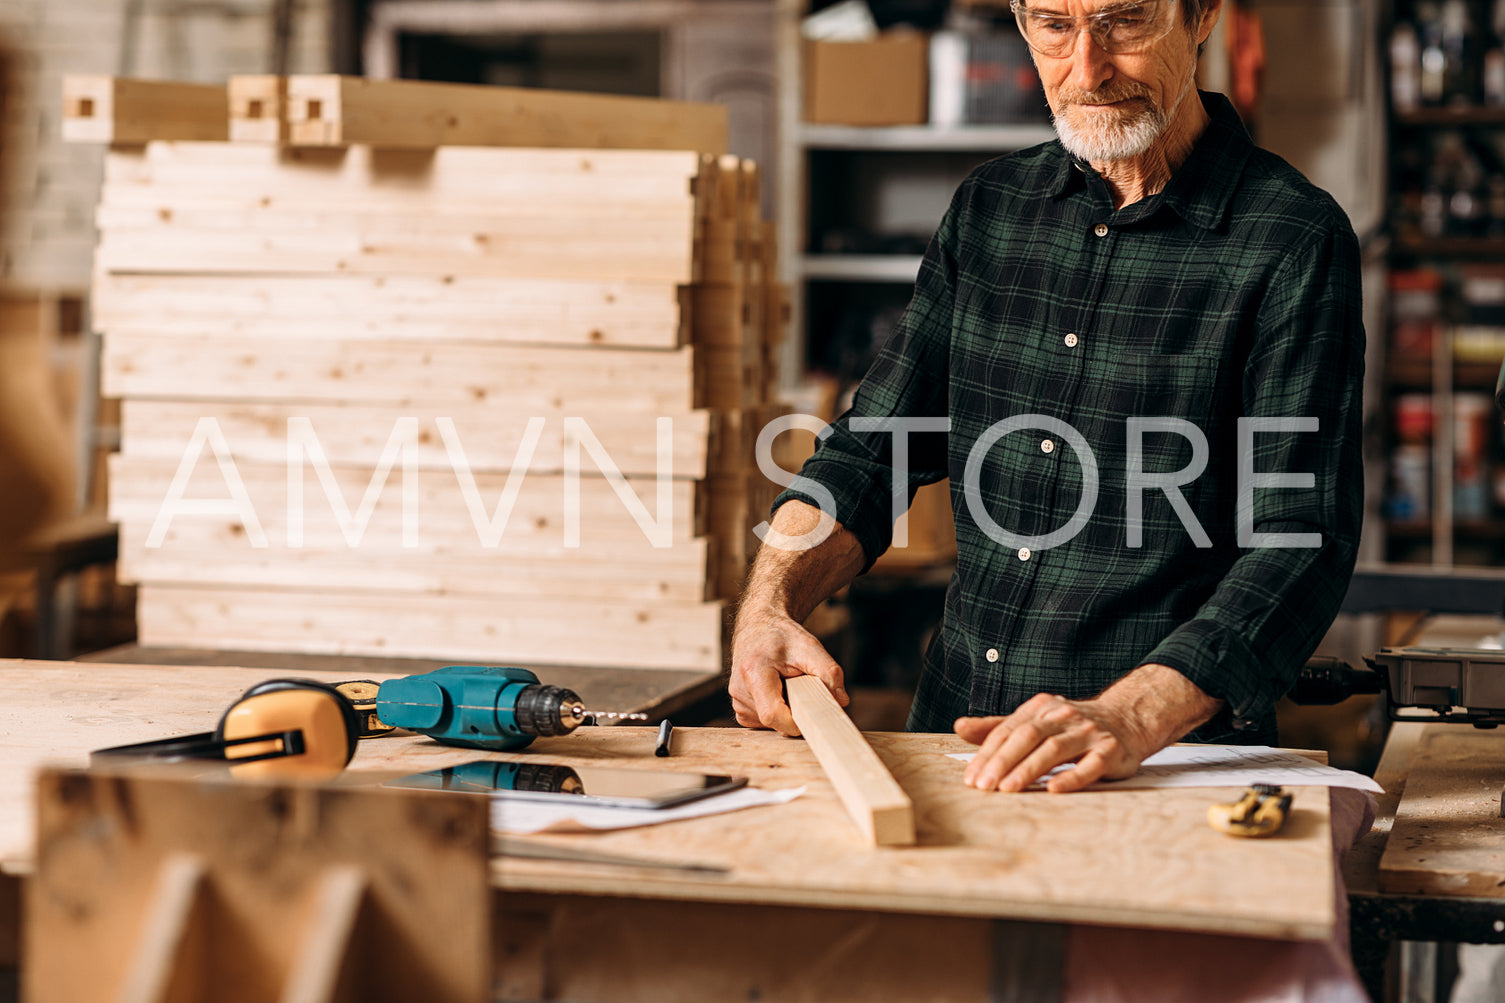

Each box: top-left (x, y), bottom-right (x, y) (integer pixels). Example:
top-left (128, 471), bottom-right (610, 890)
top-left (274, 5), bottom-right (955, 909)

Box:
top-left (385, 758), bottom-right (748, 809)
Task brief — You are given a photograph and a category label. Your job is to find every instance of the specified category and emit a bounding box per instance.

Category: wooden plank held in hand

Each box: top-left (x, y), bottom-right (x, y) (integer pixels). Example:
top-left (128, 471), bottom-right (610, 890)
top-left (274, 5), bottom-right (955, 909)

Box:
top-left (62, 76), bottom-right (228, 143)
top-left (786, 676), bottom-right (916, 846)
top-left (285, 75), bottom-right (728, 154)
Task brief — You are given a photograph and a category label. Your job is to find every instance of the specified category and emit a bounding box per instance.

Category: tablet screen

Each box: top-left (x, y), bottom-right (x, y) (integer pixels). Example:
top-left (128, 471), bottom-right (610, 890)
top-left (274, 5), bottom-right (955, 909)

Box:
top-left (386, 759), bottom-right (748, 809)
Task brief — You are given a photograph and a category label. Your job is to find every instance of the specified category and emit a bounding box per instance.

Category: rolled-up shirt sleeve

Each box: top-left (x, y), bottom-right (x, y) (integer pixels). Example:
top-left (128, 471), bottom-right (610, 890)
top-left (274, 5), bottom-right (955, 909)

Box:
top-left (773, 183), bottom-right (962, 570)
top-left (1139, 224), bottom-right (1365, 723)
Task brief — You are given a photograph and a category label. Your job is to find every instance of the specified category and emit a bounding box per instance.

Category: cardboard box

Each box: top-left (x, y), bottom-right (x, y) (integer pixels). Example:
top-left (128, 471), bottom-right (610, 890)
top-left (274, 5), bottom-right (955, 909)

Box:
top-left (803, 33), bottom-right (928, 126)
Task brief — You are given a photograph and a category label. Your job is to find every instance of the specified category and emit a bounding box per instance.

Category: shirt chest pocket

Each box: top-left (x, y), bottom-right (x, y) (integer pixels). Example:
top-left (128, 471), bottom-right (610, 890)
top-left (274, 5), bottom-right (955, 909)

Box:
top-left (1088, 352), bottom-right (1224, 497)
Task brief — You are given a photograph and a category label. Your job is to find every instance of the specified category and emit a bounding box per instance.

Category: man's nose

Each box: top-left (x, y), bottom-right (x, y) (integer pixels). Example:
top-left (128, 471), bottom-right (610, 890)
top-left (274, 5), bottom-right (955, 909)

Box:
top-left (1067, 24), bottom-right (1114, 93)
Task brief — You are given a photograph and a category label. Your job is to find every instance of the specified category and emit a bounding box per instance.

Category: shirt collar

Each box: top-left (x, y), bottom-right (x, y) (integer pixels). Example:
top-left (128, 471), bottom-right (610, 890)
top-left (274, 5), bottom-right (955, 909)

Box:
top-left (1044, 91), bottom-right (1253, 232)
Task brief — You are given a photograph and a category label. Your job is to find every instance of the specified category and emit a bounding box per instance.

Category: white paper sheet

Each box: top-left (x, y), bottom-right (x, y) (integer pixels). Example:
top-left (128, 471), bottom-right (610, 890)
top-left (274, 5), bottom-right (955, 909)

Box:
top-left (490, 785), bottom-right (806, 834)
top-left (946, 744), bottom-right (1383, 793)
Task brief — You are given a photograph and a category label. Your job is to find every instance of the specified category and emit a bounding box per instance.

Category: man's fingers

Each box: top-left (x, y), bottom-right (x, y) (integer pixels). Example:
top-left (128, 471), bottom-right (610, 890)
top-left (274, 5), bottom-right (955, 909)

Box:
top-left (967, 719), bottom-right (1047, 789)
top-left (960, 717), bottom-right (1017, 784)
top-left (954, 716), bottom-right (1006, 744)
top-left (743, 665), bottom-right (797, 736)
top-left (995, 734), bottom-right (1087, 793)
top-left (1045, 748), bottom-right (1110, 793)
top-left (788, 636), bottom-right (849, 707)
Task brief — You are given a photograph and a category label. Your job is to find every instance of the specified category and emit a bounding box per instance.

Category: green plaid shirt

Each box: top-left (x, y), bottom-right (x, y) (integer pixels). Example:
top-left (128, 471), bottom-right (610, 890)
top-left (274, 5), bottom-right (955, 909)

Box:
top-left (780, 93), bottom-right (1364, 743)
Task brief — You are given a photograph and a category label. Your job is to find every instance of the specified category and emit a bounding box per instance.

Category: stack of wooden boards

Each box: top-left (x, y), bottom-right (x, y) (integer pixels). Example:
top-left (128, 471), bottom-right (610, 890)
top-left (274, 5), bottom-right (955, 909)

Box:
top-left (67, 75), bottom-right (787, 673)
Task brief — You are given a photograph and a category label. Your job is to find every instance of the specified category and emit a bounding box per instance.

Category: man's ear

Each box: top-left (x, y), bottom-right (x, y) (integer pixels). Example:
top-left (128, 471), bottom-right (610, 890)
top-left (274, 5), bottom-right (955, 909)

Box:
top-left (1197, 0), bottom-right (1225, 47)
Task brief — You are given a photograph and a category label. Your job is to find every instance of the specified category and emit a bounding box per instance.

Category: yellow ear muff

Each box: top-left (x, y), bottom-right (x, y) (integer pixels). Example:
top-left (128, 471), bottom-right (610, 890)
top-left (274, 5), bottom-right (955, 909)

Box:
top-left (219, 684), bottom-right (356, 780)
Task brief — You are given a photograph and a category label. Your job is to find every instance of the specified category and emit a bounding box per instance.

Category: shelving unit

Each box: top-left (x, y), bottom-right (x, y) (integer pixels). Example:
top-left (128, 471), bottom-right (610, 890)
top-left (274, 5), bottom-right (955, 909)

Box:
top-left (773, 0), bottom-right (1055, 384)
top-left (1380, 0), bottom-right (1505, 568)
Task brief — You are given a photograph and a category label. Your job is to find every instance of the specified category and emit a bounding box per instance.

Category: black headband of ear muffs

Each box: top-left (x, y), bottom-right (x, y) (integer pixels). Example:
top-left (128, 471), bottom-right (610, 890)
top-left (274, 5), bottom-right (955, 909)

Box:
top-left (91, 677), bottom-right (361, 768)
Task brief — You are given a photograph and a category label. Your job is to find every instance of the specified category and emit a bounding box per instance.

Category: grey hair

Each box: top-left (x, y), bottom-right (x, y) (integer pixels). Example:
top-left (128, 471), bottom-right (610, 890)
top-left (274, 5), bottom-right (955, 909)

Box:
top-left (1180, 0), bottom-right (1214, 29)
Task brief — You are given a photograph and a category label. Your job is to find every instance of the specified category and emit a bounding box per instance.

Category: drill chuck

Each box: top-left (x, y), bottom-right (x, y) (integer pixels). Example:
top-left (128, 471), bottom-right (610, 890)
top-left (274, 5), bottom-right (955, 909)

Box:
top-left (514, 684), bottom-right (586, 737)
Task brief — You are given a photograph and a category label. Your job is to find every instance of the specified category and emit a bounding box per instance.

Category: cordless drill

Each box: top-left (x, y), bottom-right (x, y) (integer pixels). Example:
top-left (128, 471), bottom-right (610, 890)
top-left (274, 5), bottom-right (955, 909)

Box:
top-left (374, 665), bottom-right (645, 751)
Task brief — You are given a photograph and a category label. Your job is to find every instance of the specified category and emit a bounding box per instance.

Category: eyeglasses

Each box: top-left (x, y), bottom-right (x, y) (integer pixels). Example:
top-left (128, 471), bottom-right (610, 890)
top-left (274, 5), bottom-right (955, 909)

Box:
top-left (1011, 1), bottom-right (1179, 58)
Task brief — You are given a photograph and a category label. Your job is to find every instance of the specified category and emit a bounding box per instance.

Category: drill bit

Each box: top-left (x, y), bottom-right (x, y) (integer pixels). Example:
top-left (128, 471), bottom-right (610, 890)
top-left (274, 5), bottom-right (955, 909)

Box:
top-left (566, 703), bottom-right (649, 723)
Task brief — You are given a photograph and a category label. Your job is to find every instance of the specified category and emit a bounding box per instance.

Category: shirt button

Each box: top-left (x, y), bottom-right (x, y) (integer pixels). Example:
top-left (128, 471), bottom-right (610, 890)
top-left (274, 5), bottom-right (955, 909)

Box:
top-left (1064, 332), bottom-right (1079, 348)
top-left (1094, 223), bottom-right (1109, 237)
top-left (1040, 439), bottom-right (1055, 454)
top-left (985, 648), bottom-right (999, 663)
top-left (1018, 547), bottom-right (1032, 561)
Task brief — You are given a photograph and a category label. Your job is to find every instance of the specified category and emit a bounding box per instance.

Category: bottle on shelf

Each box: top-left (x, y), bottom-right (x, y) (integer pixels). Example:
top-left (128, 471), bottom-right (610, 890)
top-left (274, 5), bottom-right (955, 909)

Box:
top-left (1392, 20), bottom-right (1422, 113)
top-left (1439, 0), bottom-right (1478, 105)
top-left (1418, 2), bottom-right (1448, 105)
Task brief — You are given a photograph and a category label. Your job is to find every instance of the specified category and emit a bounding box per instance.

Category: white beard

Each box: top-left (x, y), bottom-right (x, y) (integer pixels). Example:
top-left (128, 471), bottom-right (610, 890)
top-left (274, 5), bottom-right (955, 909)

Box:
top-left (1049, 70), bottom-right (1196, 165)
top-left (1053, 101), bottom-right (1168, 162)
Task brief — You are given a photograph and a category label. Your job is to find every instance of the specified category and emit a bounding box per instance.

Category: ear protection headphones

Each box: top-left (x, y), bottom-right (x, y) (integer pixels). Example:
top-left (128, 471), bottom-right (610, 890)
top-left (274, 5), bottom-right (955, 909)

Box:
top-left (93, 678), bottom-right (390, 780)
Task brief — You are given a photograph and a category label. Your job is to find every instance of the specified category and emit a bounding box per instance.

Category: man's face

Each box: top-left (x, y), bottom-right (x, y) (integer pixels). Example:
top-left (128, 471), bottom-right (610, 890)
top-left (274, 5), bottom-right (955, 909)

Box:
top-left (1021, 0), bottom-right (1207, 163)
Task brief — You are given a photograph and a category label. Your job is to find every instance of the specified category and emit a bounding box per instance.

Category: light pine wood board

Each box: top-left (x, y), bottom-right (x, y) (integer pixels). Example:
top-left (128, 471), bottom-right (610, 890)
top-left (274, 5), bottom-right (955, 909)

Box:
top-left (116, 521), bottom-right (716, 604)
top-left (101, 333), bottom-right (701, 412)
top-left (119, 401), bottom-right (716, 479)
top-left (285, 75), bottom-right (727, 154)
top-left (95, 273), bottom-right (688, 350)
top-left (786, 676), bottom-right (914, 845)
top-left (134, 586), bottom-right (726, 672)
top-left (1377, 725), bottom-right (1505, 897)
top-left (102, 144), bottom-right (712, 217)
top-left (108, 455), bottom-right (710, 547)
top-left (227, 74), bottom-right (288, 143)
top-left (0, 661), bottom-right (1333, 941)
top-left (94, 215), bottom-right (703, 284)
top-left (62, 76), bottom-right (228, 143)
top-left (97, 198), bottom-right (705, 230)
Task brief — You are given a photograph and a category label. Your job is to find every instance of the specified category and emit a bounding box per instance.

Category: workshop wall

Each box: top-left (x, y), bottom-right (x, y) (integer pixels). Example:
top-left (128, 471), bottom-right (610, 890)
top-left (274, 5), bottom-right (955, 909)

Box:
top-left (0, 0), bottom-right (334, 292)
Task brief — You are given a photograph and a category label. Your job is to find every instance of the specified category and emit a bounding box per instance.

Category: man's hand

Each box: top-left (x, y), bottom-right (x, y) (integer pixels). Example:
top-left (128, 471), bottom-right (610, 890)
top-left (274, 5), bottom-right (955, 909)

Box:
top-left (728, 499), bottom-right (865, 736)
top-left (729, 612), bottom-right (848, 736)
top-left (956, 663), bottom-right (1222, 793)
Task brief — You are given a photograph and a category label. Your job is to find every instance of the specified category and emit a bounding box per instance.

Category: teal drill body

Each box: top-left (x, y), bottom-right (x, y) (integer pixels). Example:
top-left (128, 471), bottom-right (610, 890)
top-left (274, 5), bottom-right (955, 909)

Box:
top-left (374, 665), bottom-right (586, 751)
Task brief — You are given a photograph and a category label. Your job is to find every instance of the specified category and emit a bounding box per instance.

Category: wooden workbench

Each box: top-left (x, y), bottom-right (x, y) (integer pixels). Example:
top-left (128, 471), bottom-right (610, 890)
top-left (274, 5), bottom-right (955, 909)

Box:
top-left (0, 658), bottom-right (1342, 1000)
top-left (1344, 722), bottom-right (1505, 1002)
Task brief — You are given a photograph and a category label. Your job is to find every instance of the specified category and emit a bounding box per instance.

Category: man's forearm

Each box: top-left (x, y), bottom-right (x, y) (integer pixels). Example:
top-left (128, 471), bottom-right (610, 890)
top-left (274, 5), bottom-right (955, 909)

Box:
top-left (1098, 663), bottom-right (1223, 753)
top-left (736, 500), bottom-right (866, 626)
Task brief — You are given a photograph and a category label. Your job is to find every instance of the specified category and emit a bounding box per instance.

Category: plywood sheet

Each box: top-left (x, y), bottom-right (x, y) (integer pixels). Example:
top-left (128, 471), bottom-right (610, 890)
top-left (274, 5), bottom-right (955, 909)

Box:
top-left (482, 730), bottom-right (1337, 941)
top-left (0, 660), bottom-right (1335, 941)
top-left (0, 660), bottom-right (719, 878)
top-left (1377, 726), bottom-right (1505, 897)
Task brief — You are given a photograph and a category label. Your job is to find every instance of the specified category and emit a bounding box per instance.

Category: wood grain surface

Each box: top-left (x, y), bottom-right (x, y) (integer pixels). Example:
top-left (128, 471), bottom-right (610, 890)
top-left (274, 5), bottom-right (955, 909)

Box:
top-left (0, 658), bottom-right (719, 873)
top-left (1377, 725), bottom-right (1505, 897)
top-left (0, 659), bottom-right (1337, 941)
top-left (786, 675), bottom-right (914, 845)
